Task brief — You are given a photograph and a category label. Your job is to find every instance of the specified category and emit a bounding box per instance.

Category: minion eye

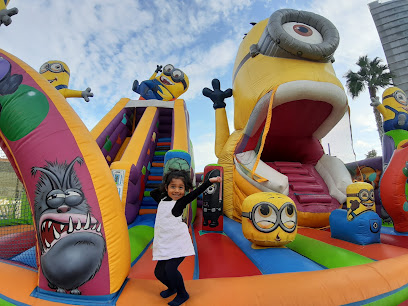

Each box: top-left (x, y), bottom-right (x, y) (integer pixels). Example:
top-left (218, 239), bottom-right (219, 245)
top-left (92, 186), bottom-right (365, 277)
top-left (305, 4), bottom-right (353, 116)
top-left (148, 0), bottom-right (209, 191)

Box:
top-left (280, 203), bottom-right (297, 231)
top-left (50, 63), bottom-right (63, 72)
top-left (172, 69), bottom-right (182, 78)
top-left (282, 22), bottom-right (323, 44)
top-left (360, 190), bottom-right (369, 200)
top-left (253, 203), bottom-right (277, 230)
top-left (163, 64), bottom-right (174, 73)
top-left (39, 64), bottom-right (48, 74)
top-left (395, 91), bottom-right (407, 105)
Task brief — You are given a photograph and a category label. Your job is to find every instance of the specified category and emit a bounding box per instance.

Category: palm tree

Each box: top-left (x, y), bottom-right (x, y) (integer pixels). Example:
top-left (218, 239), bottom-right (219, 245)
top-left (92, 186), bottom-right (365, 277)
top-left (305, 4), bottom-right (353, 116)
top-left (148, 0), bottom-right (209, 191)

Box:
top-left (344, 55), bottom-right (394, 142)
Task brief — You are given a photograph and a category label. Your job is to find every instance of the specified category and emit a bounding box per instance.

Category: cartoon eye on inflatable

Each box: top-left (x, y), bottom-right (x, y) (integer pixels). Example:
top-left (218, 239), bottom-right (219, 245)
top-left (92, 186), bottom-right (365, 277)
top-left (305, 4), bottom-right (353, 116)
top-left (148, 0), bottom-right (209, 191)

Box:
top-left (370, 219), bottom-right (380, 233)
top-left (395, 90), bottom-right (407, 105)
top-left (242, 202), bottom-right (297, 233)
top-left (250, 9), bottom-right (339, 62)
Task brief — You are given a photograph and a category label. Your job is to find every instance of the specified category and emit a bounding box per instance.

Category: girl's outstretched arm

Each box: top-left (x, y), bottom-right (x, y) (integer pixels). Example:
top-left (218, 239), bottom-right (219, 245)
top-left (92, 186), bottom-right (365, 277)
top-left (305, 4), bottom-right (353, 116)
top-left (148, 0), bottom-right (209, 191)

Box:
top-left (150, 188), bottom-right (163, 204)
top-left (171, 176), bottom-right (221, 217)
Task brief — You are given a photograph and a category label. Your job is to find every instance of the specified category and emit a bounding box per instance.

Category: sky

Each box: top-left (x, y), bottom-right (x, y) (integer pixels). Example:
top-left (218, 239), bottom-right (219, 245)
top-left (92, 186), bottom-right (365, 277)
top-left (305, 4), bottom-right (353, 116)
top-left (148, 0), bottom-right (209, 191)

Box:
top-left (1, 0), bottom-right (391, 172)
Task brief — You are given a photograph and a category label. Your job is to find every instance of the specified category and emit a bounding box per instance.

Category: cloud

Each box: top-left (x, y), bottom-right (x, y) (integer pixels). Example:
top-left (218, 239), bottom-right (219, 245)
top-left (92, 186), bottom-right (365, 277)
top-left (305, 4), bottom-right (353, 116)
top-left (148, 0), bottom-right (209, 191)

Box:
top-left (1, 0), bottom-right (393, 170)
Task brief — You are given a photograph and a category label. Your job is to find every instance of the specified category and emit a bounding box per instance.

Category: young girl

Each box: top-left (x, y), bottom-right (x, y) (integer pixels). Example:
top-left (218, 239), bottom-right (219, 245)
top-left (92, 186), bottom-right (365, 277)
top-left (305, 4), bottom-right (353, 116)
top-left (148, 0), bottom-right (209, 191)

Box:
top-left (150, 169), bottom-right (222, 306)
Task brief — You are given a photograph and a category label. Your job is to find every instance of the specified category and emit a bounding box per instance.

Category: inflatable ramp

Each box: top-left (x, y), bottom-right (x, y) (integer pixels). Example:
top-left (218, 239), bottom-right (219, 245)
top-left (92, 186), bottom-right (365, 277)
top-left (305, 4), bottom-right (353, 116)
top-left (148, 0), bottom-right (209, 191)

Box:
top-left (91, 99), bottom-right (192, 224)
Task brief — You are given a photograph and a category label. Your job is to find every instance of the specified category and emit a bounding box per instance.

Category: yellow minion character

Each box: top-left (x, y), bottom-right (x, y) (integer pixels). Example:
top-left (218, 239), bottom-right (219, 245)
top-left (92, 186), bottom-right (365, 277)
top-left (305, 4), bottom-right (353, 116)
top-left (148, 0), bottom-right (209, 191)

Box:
top-left (242, 192), bottom-right (297, 247)
top-left (132, 64), bottom-right (189, 101)
top-left (0, 0), bottom-right (18, 27)
top-left (370, 87), bottom-right (408, 132)
top-left (346, 182), bottom-right (375, 221)
top-left (39, 61), bottom-right (93, 102)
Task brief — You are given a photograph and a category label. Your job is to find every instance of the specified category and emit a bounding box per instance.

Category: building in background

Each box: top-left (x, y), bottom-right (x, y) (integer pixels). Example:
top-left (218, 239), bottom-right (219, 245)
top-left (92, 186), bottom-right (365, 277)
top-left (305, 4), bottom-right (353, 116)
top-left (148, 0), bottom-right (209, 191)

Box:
top-left (369, 0), bottom-right (408, 94)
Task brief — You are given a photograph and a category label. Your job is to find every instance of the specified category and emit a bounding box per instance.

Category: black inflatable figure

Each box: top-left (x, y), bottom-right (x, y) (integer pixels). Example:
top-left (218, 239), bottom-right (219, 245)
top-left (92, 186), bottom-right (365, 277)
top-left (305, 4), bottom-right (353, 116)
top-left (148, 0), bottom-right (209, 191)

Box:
top-left (202, 167), bottom-right (223, 229)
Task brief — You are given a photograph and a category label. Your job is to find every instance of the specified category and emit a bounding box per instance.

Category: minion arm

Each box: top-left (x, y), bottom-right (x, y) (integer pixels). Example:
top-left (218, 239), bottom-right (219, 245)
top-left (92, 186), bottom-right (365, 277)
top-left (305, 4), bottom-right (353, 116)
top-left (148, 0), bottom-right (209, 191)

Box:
top-left (203, 79), bottom-right (233, 158)
top-left (0, 5), bottom-right (18, 26)
top-left (59, 87), bottom-right (93, 102)
top-left (371, 96), bottom-right (390, 118)
top-left (148, 65), bottom-right (163, 80)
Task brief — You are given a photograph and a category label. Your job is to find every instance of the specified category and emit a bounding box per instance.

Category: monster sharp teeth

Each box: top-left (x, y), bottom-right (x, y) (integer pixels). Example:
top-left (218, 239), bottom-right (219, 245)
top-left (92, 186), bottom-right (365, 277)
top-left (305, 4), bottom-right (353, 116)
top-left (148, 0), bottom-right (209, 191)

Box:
top-left (76, 219), bottom-right (82, 230)
top-left (96, 223), bottom-right (101, 233)
top-left (45, 238), bottom-right (51, 248)
top-left (60, 224), bottom-right (65, 231)
top-left (84, 213), bottom-right (91, 230)
top-left (68, 216), bottom-right (74, 234)
top-left (92, 223), bottom-right (97, 230)
top-left (42, 222), bottom-right (46, 231)
top-left (53, 226), bottom-right (60, 240)
top-left (48, 221), bottom-right (52, 229)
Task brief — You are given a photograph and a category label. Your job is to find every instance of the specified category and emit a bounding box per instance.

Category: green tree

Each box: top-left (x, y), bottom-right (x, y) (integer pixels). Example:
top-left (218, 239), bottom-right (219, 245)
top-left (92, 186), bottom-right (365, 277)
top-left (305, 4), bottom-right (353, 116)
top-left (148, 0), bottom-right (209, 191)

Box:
top-left (344, 55), bottom-right (394, 142)
top-left (365, 149), bottom-right (377, 159)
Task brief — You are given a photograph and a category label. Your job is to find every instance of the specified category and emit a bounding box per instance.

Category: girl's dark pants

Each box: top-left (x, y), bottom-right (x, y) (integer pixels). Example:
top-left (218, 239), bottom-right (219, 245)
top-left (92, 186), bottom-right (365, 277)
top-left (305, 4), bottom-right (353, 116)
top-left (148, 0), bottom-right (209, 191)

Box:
top-left (154, 257), bottom-right (188, 296)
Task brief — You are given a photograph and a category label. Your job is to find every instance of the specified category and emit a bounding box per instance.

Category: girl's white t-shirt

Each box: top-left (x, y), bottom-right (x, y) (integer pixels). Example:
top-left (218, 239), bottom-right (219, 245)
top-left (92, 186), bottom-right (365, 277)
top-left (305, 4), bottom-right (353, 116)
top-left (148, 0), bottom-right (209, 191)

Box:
top-left (152, 199), bottom-right (195, 260)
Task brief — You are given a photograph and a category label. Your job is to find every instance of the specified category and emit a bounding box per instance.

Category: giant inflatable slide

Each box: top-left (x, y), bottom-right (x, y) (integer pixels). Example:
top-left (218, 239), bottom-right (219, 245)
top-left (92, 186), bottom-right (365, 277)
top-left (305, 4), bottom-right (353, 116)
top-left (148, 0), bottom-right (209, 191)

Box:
top-left (2, 7), bottom-right (408, 306)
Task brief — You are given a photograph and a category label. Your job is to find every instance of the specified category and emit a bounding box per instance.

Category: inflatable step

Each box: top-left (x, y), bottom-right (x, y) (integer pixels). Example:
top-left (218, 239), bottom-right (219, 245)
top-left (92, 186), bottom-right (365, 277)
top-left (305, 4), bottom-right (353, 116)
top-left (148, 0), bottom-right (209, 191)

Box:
top-left (142, 197), bottom-right (158, 206)
top-left (273, 161), bottom-right (303, 168)
top-left (279, 167), bottom-right (309, 175)
top-left (287, 175), bottom-right (316, 183)
top-left (153, 155), bottom-right (165, 162)
top-left (148, 175), bottom-right (162, 181)
top-left (156, 145), bottom-right (170, 151)
top-left (157, 142), bottom-right (171, 147)
top-left (295, 193), bottom-right (332, 204)
top-left (152, 162), bottom-right (164, 167)
top-left (158, 137), bottom-right (171, 142)
top-left (290, 184), bottom-right (324, 192)
top-left (146, 182), bottom-right (160, 189)
top-left (154, 151), bottom-right (166, 156)
top-left (149, 167), bottom-right (163, 175)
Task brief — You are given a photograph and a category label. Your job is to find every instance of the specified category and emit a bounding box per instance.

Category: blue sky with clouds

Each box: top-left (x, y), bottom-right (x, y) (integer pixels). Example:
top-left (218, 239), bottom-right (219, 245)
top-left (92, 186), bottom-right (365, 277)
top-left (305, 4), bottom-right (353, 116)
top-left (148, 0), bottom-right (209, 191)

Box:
top-left (2, 0), bottom-right (389, 171)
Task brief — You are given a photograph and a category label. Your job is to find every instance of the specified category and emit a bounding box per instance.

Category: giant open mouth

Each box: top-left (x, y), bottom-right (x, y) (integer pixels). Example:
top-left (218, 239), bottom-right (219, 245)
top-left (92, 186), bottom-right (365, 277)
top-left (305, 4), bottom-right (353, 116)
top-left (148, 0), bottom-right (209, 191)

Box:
top-left (234, 80), bottom-right (348, 215)
top-left (160, 76), bottom-right (174, 86)
top-left (38, 212), bottom-right (102, 255)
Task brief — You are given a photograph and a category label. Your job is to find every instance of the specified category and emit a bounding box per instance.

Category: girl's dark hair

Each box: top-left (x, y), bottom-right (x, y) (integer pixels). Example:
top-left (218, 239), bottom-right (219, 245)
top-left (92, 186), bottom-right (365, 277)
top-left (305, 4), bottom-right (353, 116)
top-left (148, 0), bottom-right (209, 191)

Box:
top-left (159, 169), bottom-right (193, 196)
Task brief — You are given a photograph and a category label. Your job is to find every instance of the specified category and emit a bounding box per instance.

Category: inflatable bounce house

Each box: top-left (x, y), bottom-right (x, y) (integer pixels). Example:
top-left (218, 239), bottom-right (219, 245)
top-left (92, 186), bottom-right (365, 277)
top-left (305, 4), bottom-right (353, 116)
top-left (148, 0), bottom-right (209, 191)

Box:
top-left (2, 7), bottom-right (408, 306)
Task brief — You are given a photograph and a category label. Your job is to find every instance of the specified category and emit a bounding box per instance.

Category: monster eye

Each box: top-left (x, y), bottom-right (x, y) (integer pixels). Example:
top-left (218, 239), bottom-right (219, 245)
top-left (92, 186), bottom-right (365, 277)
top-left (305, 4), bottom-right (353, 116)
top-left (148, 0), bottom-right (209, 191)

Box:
top-left (395, 90), bottom-right (407, 105)
top-left (205, 184), bottom-right (217, 195)
top-left (280, 203), bottom-right (297, 232)
top-left (282, 22), bottom-right (323, 44)
top-left (171, 69), bottom-right (183, 82)
top-left (46, 189), bottom-right (66, 208)
top-left (39, 63), bottom-right (49, 74)
top-left (253, 203), bottom-right (277, 230)
top-left (64, 188), bottom-right (84, 206)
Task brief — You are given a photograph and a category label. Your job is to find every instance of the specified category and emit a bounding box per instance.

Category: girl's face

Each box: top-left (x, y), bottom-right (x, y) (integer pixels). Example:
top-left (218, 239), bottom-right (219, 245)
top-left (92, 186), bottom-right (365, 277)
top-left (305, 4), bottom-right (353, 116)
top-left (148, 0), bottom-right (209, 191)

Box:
top-left (166, 178), bottom-right (186, 201)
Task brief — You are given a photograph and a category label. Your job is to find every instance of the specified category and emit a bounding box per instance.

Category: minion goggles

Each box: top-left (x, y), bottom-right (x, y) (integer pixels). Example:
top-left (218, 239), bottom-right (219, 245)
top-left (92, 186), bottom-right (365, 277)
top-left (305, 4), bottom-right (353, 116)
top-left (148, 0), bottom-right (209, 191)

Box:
top-left (383, 90), bottom-right (407, 105)
top-left (347, 189), bottom-right (374, 202)
top-left (39, 63), bottom-right (70, 75)
top-left (242, 202), bottom-right (297, 233)
top-left (163, 64), bottom-right (187, 90)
